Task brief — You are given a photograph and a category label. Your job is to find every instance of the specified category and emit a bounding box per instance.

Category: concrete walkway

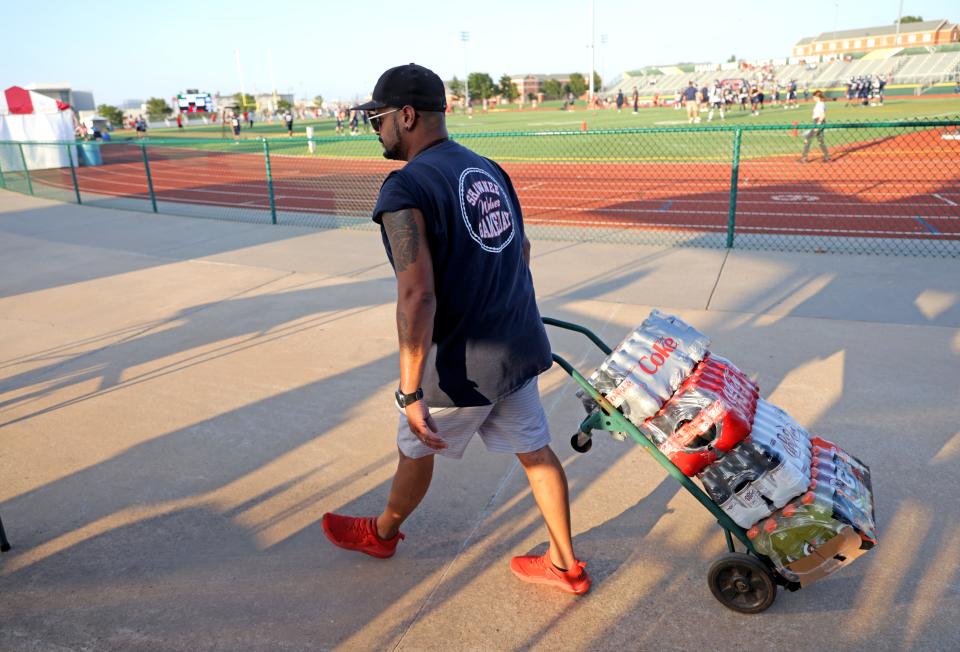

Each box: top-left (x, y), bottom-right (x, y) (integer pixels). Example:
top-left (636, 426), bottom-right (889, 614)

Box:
top-left (0, 189), bottom-right (957, 652)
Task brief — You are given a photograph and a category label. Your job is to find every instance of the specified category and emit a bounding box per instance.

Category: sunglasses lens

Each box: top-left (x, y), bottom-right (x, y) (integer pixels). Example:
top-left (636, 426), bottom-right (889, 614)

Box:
top-left (370, 116), bottom-right (380, 132)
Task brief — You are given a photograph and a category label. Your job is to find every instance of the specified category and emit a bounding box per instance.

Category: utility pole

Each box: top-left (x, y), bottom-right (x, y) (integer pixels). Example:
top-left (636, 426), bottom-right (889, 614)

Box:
top-left (461, 31), bottom-right (470, 111)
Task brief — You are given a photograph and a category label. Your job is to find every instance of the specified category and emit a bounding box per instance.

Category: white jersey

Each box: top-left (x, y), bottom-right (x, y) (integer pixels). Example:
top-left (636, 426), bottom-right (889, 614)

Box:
top-left (709, 86), bottom-right (723, 104)
top-left (812, 99), bottom-right (826, 122)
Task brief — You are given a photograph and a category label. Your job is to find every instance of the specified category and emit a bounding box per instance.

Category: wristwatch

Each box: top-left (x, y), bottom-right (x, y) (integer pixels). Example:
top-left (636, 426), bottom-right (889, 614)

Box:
top-left (395, 387), bottom-right (423, 409)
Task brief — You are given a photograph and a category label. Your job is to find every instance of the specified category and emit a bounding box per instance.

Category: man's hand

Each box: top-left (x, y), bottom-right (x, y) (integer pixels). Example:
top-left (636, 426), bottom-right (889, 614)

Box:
top-left (405, 401), bottom-right (445, 450)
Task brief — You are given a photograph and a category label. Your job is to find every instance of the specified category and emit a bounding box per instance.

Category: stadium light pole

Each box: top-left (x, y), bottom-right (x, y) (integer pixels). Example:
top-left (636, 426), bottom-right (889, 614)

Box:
top-left (895, 0), bottom-right (904, 37)
top-left (600, 33), bottom-right (608, 89)
top-left (461, 31), bottom-right (470, 111)
top-left (235, 49), bottom-right (247, 113)
top-left (588, 0), bottom-right (596, 104)
top-left (269, 48), bottom-right (279, 112)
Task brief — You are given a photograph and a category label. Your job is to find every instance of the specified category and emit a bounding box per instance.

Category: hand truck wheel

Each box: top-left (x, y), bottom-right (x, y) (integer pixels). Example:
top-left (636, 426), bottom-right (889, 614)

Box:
top-left (570, 431), bottom-right (592, 453)
top-left (707, 552), bottom-right (777, 614)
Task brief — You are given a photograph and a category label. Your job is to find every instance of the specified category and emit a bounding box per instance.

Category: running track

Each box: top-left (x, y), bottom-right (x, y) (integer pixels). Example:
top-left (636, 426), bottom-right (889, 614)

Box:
top-left (18, 129), bottom-right (960, 241)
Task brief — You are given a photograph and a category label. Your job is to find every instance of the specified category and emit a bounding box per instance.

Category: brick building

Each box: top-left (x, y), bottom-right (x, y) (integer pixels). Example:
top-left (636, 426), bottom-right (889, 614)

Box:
top-left (793, 19), bottom-right (959, 58)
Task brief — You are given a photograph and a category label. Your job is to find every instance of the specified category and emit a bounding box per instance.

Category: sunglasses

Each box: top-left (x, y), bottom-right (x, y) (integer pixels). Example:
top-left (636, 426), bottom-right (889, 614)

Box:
top-left (368, 107), bottom-right (402, 133)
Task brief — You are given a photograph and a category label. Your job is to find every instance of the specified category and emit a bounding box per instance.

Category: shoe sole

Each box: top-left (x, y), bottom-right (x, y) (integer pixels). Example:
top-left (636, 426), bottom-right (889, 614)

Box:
top-left (510, 565), bottom-right (591, 595)
top-left (321, 518), bottom-right (396, 559)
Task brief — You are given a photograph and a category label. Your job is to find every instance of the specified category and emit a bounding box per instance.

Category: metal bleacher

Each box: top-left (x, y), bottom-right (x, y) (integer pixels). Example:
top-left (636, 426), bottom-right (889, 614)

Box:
top-left (602, 50), bottom-right (960, 98)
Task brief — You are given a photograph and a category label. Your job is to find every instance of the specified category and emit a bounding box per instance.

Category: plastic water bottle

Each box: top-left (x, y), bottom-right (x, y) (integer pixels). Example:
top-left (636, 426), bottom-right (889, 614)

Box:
top-left (699, 462), bottom-right (772, 528)
top-left (640, 309), bottom-right (710, 362)
top-left (801, 484), bottom-right (877, 547)
top-left (742, 439), bottom-right (810, 508)
top-left (751, 400), bottom-right (812, 474)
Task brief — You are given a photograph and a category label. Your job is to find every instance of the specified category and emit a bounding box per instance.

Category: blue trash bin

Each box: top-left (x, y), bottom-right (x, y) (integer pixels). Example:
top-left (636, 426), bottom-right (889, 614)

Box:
top-left (78, 142), bottom-right (102, 166)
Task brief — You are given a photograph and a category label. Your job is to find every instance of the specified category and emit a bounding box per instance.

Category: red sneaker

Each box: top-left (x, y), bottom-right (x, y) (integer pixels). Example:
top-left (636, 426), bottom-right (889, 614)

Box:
top-left (510, 553), bottom-right (591, 595)
top-left (321, 513), bottom-right (404, 559)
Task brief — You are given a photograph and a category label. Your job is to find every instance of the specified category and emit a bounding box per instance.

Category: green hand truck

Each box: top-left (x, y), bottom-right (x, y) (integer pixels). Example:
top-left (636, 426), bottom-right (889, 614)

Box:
top-left (544, 317), bottom-right (798, 613)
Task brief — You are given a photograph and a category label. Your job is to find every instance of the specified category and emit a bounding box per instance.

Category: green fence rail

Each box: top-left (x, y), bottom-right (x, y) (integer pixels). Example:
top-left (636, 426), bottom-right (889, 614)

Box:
top-left (1, 120), bottom-right (958, 256)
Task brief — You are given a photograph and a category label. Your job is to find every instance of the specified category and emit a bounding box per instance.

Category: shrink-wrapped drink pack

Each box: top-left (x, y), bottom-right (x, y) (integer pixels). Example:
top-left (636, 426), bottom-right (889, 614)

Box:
top-left (568, 308), bottom-right (876, 589)
top-left (577, 310), bottom-right (710, 423)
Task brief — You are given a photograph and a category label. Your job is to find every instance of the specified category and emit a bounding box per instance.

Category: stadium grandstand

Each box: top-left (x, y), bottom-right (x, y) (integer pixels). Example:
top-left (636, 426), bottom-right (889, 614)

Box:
top-left (603, 18), bottom-right (960, 102)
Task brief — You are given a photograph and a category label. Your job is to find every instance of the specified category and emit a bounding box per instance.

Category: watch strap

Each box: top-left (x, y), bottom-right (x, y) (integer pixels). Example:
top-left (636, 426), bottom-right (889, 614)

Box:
top-left (395, 387), bottom-right (423, 407)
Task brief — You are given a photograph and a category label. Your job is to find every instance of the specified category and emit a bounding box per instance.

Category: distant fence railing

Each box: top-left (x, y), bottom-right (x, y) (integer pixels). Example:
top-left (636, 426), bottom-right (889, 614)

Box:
top-left (1, 120), bottom-right (958, 257)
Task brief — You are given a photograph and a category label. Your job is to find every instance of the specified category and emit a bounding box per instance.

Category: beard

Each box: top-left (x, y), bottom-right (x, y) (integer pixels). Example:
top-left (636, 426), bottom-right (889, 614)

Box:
top-left (381, 120), bottom-right (403, 160)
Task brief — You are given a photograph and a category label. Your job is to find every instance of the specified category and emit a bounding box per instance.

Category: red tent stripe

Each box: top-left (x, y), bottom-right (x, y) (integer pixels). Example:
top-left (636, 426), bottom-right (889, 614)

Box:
top-left (5, 86), bottom-right (35, 114)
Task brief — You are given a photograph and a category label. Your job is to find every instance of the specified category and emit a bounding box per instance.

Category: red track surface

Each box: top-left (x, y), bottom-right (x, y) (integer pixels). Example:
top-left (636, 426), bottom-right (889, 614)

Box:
top-left (22, 129), bottom-right (960, 240)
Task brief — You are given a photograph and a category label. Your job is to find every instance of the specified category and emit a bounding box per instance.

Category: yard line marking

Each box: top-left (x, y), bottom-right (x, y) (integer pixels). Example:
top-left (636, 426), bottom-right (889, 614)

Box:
top-left (519, 181), bottom-right (547, 191)
top-left (914, 217), bottom-right (942, 235)
top-left (932, 193), bottom-right (958, 207)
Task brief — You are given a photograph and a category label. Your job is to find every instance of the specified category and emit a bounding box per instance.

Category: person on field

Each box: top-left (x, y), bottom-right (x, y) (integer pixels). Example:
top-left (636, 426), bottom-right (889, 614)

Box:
top-left (284, 109), bottom-right (294, 136)
top-left (683, 81), bottom-right (699, 123)
top-left (707, 81), bottom-right (725, 122)
top-left (616, 89), bottom-right (625, 112)
top-left (632, 87), bottom-right (639, 114)
top-left (750, 86), bottom-right (764, 116)
top-left (800, 90), bottom-right (830, 163)
top-left (321, 63), bottom-right (590, 595)
top-left (230, 113), bottom-right (241, 139)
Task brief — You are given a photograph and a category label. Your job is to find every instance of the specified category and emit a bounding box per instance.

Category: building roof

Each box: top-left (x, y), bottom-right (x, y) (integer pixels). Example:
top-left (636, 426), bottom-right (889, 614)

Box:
top-left (811, 18), bottom-right (948, 42)
top-left (795, 36), bottom-right (815, 46)
top-left (507, 73), bottom-right (572, 81)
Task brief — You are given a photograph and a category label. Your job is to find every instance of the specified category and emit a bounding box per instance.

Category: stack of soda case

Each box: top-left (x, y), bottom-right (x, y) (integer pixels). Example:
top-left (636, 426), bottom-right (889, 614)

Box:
top-left (578, 309), bottom-right (877, 587)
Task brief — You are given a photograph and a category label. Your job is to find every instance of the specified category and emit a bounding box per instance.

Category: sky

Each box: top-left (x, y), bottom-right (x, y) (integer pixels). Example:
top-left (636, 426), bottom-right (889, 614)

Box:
top-left (2, 0), bottom-right (956, 106)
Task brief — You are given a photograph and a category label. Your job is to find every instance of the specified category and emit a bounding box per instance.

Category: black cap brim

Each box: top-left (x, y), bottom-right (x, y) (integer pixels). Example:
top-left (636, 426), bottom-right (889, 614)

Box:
top-left (350, 100), bottom-right (387, 112)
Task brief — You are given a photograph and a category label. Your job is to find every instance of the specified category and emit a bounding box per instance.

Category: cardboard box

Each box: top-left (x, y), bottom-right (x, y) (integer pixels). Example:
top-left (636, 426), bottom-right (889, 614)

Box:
top-left (785, 525), bottom-right (871, 587)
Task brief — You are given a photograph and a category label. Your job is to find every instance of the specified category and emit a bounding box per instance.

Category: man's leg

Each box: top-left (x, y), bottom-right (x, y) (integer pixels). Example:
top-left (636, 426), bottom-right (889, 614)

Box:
top-left (376, 450), bottom-right (434, 539)
top-left (516, 444), bottom-right (576, 570)
top-left (817, 131), bottom-right (829, 161)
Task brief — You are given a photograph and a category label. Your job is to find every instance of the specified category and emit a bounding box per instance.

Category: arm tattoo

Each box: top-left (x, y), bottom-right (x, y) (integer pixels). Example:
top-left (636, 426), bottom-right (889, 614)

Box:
top-left (397, 310), bottom-right (412, 347)
top-left (383, 209), bottom-right (419, 273)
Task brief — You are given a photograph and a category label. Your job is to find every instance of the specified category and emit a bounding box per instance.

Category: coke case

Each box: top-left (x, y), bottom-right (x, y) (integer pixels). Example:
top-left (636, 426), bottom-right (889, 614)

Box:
top-left (641, 354), bottom-right (759, 476)
top-left (578, 311), bottom-right (710, 424)
top-left (697, 436), bottom-right (810, 527)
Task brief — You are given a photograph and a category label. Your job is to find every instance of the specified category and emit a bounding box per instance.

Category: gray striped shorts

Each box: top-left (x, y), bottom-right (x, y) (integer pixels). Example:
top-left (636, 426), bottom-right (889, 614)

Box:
top-left (396, 377), bottom-right (551, 459)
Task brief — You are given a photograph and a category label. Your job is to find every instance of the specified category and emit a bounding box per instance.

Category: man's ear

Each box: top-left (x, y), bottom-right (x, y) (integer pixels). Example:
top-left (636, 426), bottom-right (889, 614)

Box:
top-left (402, 106), bottom-right (416, 131)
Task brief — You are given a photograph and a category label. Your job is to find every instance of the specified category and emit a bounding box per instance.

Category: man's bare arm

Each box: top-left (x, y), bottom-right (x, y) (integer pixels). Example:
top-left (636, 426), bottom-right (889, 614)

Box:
top-left (382, 208), bottom-right (436, 394)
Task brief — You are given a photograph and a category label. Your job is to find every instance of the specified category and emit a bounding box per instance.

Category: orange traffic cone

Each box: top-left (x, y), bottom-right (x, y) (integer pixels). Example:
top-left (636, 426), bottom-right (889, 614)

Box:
top-left (581, 120), bottom-right (587, 132)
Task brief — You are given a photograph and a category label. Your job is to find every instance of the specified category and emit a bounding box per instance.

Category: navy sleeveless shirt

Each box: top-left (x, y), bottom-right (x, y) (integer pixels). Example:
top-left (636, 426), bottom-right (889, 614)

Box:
top-left (373, 139), bottom-right (552, 407)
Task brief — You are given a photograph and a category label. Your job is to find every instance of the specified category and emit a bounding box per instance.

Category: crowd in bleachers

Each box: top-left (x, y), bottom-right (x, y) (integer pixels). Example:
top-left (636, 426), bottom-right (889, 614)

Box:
top-left (603, 49), bottom-right (960, 104)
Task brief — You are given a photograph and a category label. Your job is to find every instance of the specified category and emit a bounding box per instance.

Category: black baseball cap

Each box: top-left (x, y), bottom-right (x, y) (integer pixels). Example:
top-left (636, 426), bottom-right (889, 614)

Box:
top-left (352, 63), bottom-right (447, 112)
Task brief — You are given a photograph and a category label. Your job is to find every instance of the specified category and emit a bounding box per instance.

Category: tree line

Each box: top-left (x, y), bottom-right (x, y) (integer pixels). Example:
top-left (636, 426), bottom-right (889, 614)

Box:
top-left (449, 72), bottom-right (602, 102)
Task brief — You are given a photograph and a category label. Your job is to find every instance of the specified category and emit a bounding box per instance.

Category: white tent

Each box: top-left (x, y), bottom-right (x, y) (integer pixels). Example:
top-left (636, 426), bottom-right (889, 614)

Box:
top-left (0, 86), bottom-right (77, 171)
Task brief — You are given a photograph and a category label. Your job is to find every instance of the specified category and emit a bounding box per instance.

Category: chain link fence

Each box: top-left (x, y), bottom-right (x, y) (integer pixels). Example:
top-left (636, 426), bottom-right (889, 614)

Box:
top-left (2, 120), bottom-right (958, 256)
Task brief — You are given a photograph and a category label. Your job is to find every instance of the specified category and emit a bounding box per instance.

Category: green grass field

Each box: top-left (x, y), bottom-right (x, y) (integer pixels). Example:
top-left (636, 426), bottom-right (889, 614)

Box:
top-left (107, 97), bottom-right (959, 164)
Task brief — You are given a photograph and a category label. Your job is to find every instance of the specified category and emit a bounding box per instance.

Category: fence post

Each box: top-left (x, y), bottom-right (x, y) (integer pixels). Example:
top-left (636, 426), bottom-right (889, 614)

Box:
top-left (726, 128), bottom-right (743, 249)
top-left (66, 144), bottom-right (82, 204)
top-left (140, 143), bottom-right (158, 213)
top-left (0, 146), bottom-right (6, 189)
top-left (262, 139), bottom-right (278, 224)
top-left (18, 143), bottom-right (34, 196)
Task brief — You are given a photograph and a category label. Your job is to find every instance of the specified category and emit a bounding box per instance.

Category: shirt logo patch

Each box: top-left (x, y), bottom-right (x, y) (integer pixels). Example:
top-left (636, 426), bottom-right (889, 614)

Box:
top-left (458, 167), bottom-right (515, 253)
